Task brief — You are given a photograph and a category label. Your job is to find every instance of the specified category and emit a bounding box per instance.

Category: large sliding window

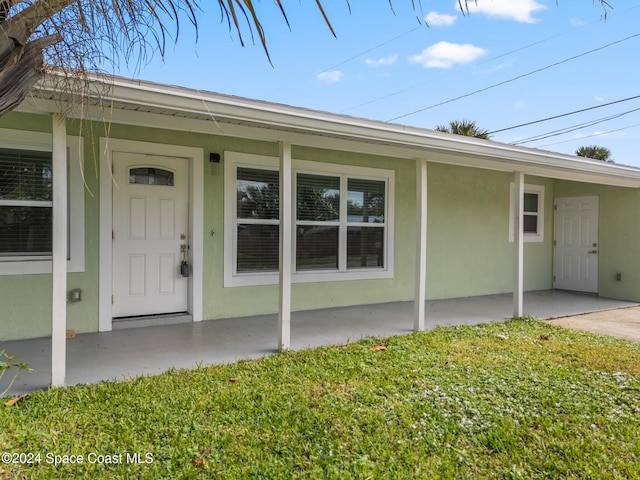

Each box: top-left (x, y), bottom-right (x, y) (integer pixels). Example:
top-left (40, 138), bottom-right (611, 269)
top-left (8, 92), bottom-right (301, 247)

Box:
top-left (224, 152), bottom-right (394, 286)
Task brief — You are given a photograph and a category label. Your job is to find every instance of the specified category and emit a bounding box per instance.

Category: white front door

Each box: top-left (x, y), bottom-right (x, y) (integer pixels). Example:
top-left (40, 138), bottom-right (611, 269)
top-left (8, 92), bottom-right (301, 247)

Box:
top-left (112, 152), bottom-right (189, 317)
top-left (553, 196), bottom-right (599, 293)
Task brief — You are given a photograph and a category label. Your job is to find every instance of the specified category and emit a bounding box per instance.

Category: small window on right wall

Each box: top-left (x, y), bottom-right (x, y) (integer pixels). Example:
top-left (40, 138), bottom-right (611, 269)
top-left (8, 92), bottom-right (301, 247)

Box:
top-left (509, 183), bottom-right (544, 242)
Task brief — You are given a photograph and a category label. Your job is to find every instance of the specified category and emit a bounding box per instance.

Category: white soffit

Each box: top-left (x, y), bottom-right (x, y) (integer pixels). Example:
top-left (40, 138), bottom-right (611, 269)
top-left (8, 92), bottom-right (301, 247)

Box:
top-left (22, 74), bottom-right (640, 188)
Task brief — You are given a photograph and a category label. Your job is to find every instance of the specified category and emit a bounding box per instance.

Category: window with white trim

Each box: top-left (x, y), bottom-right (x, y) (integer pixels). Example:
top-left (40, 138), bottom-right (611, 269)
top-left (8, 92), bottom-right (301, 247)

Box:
top-left (509, 183), bottom-right (544, 242)
top-left (0, 149), bottom-right (52, 257)
top-left (224, 152), bottom-right (394, 286)
top-left (0, 129), bottom-right (85, 275)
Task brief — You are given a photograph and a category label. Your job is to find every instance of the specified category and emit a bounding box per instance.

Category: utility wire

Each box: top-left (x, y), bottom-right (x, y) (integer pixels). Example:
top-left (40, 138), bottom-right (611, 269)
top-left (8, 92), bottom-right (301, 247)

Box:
top-left (512, 106), bottom-right (640, 145)
top-left (344, 4), bottom-right (640, 115)
top-left (387, 32), bottom-right (640, 122)
top-left (487, 94), bottom-right (640, 135)
top-left (343, 21), bottom-right (593, 114)
top-left (537, 122), bottom-right (640, 148)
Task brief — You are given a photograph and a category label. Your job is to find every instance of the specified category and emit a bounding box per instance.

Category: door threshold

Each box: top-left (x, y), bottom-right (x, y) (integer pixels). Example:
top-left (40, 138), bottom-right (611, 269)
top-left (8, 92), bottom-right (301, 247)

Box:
top-left (112, 313), bottom-right (193, 330)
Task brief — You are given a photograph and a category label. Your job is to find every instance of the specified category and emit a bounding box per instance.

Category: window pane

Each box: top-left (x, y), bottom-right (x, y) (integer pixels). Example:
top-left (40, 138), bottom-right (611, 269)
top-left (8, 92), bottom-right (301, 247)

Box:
top-left (296, 225), bottom-right (338, 270)
top-left (347, 179), bottom-right (385, 223)
top-left (129, 167), bottom-right (174, 186)
top-left (523, 193), bottom-right (538, 213)
top-left (347, 227), bottom-right (384, 268)
top-left (296, 174), bottom-right (340, 222)
top-left (237, 224), bottom-right (279, 272)
top-left (523, 214), bottom-right (538, 234)
top-left (0, 206), bottom-right (52, 256)
top-left (237, 168), bottom-right (279, 220)
top-left (0, 149), bottom-right (52, 201)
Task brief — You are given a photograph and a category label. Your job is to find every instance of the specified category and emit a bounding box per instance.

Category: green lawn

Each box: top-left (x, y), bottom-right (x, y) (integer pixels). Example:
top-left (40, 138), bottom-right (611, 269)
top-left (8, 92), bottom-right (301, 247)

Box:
top-left (1, 318), bottom-right (639, 479)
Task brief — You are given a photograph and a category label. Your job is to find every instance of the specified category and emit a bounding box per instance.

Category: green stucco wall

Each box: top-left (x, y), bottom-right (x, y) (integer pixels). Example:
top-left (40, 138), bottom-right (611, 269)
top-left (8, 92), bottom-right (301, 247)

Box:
top-left (3, 110), bottom-right (634, 341)
top-left (425, 164), bottom-right (554, 299)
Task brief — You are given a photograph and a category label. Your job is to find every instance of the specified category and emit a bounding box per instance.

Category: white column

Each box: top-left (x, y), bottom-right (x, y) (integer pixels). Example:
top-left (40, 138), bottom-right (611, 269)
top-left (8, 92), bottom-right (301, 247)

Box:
top-left (513, 171), bottom-right (524, 318)
top-left (414, 159), bottom-right (428, 331)
top-left (51, 114), bottom-right (68, 387)
top-left (278, 142), bottom-right (292, 350)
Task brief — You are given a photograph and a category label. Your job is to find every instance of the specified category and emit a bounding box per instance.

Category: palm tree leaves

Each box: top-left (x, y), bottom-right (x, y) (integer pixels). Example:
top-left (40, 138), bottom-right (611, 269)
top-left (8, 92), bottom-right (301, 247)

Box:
top-left (435, 119), bottom-right (490, 139)
top-left (575, 145), bottom-right (613, 162)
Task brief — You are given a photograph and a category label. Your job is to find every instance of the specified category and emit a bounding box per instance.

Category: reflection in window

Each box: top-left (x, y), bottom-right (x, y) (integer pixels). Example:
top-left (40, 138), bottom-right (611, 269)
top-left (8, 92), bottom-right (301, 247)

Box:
top-left (347, 179), bottom-right (385, 223)
top-left (237, 167), bottom-right (279, 220)
top-left (129, 167), bottom-right (174, 186)
top-left (296, 174), bottom-right (340, 222)
top-left (523, 192), bottom-right (539, 234)
top-left (0, 149), bottom-right (53, 256)
top-left (237, 224), bottom-right (279, 272)
top-left (235, 167), bottom-right (280, 273)
top-left (347, 226), bottom-right (384, 268)
top-left (296, 225), bottom-right (339, 270)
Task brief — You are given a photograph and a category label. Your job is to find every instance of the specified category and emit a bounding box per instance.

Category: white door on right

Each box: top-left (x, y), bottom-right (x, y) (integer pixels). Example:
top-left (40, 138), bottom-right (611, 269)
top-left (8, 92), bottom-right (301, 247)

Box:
top-left (553, 196), bottom-right (599, 293)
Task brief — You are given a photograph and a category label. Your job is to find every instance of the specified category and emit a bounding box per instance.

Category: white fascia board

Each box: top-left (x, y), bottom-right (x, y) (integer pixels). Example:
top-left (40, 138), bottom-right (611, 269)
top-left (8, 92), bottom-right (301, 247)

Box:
top-left (22, 77), bottom-right (640, 188)
top-left (97, 81), bottom-right (640, 185)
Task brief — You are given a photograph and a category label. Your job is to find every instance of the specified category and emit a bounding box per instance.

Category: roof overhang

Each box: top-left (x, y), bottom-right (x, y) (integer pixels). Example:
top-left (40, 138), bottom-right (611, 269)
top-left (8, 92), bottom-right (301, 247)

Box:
top-left (16, 73), bottom-right (640, 188)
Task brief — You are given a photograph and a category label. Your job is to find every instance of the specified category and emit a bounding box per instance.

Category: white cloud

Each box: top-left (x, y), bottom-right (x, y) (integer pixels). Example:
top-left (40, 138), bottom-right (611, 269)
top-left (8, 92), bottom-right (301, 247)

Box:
top-left (570, 18), bottom-right (586, 27)
top-left (425, 11), bottom-right (457, 26)
top-left (594, 96), bottom-right (605, 102)
top-left (365, 55), bottom-right (398, 67)
top-left (461, 0), bottom-right (547, 23)
top-left (316, 70), bottom-right (343, 83)
top-left (409, 41), bottom-right (487, 69)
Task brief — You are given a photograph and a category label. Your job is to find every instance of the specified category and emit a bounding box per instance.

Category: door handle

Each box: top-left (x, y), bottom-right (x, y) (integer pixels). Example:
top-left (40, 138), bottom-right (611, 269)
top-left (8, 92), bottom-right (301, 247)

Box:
top-left (588, 250), bottom-right (597, 254)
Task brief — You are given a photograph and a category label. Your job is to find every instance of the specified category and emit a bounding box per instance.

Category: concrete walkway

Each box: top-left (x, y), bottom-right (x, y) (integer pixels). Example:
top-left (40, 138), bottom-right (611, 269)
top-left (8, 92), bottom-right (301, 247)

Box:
top-left (548, 306), bottom-right (640, 342)
top-left (1, 290), bottom-right (637, 396)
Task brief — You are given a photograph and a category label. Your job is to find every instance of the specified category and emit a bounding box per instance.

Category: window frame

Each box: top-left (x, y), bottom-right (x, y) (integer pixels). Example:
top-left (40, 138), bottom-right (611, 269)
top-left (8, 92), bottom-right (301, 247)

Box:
top-left (0, 129), bottom-right (85, 275)
top-left (224, 152), bottom-right (394, 287)
top-left (509, 183), bottom-right (544, 243)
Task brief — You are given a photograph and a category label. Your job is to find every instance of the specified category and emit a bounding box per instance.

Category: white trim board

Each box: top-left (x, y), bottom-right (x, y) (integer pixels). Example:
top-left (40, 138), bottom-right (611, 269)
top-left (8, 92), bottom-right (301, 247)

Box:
top-left (98, 138), bottom-right (203, 332)
top-left (20, 89), bottom-right (640, 189)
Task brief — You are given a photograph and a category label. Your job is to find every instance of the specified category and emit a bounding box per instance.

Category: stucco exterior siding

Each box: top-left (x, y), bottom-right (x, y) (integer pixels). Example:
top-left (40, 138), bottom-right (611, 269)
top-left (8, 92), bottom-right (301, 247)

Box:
top-left (0, 110), bottom-right (638, 341)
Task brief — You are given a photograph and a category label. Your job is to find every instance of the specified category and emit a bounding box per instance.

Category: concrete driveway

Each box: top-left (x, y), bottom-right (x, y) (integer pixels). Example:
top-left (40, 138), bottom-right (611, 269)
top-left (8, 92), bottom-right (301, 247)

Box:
top-left (547, 306), bottom-right (640, 342)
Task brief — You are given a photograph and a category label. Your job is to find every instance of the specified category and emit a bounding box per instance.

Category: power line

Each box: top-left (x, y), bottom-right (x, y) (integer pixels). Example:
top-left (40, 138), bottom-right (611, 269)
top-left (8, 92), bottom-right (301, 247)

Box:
top-left (308, 10), bottom-right (462, 81)
top-left (343, 20), bottom-right (595, 114)
top-left (537, 123), bottom-right (640, 148)
top-left (344, 3), bottom-right (640, 115)
top-left (512, 106), bottom-right (640, 145)
top-left (487, 94), bottom-right (640, 135)
top-left (315, 25), bottom-right (422, 76)
top-left (387, 32), bottom-right (640, 122)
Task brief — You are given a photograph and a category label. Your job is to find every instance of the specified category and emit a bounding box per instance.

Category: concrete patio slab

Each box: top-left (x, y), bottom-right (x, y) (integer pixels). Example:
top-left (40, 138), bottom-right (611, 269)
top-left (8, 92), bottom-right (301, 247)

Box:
top-left (1, 290), bottom-right (637, 396)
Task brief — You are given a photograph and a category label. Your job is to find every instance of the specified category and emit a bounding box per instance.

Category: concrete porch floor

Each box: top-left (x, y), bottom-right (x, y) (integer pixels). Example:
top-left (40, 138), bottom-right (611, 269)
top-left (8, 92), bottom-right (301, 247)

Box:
top-left (1, 290), bottom-right (637, 396)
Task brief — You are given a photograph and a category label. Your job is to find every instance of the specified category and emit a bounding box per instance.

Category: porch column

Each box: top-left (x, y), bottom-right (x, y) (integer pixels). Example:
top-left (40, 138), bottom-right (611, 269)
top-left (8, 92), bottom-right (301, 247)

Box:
top-left (51, 114), bottom-right (68, 387)
top-left (414, 159), bottom-right (428, 331)
top-left (278, 141), bottom-right (292, 350)
top-left (513, 171), bottom-right (524, 318)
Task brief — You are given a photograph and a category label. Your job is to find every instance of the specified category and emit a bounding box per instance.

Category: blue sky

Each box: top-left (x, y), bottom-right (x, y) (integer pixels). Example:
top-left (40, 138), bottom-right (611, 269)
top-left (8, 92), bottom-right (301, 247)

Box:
top-left (119, 1), bottom-right (640, 167)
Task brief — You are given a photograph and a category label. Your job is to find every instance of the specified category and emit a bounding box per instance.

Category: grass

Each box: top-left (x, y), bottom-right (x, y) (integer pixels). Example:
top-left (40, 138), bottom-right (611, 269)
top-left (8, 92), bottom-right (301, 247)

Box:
top-left (1, 318), bottom-right (639, 479)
